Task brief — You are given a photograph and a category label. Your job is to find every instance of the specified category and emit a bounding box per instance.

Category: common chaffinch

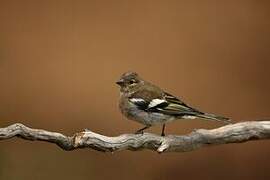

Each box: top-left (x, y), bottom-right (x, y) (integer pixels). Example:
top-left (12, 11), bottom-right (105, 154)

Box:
top-left (116, 72), bottom-right (230, 136)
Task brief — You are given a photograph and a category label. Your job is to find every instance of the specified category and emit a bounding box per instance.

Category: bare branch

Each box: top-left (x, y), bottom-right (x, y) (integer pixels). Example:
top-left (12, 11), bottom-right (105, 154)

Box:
top-left (0, 121), bottom-right (270, 153)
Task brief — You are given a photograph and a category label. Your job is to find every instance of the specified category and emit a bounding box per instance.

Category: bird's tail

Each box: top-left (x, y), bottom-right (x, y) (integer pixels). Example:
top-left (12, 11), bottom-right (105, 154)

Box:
top-left (197, 113), bottom-right (231, 124)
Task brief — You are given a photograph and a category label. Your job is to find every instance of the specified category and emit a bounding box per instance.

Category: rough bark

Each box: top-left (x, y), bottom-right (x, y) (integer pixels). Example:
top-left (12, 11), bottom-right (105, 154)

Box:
top-left (0, 121), bottom-right (269, 153)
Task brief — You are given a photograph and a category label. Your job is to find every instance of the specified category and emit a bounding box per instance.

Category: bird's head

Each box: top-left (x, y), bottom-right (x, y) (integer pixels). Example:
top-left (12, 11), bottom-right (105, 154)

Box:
top-left (116, 71), bottom-right (144, 93)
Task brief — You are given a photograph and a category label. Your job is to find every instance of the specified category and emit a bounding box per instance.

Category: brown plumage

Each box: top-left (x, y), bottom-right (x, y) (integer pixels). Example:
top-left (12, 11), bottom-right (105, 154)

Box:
top-left (116, 72), bottom-right (230, 136)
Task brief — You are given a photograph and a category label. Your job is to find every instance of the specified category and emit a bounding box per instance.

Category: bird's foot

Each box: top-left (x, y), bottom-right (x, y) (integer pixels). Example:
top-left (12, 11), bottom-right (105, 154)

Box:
top-left (134, 126), bottom-right (150, 135)
top-left (135, 130), bottom-right (144, 135)
top-left (161, 124), bottom-right (166, 136)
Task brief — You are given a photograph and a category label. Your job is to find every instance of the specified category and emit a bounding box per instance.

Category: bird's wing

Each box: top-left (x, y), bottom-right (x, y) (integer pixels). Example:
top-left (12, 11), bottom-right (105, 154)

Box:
top-left (159, 92), bottom-right (203, 116)
top-left (129, 89), bottom-right (203, 117)
top-left (129, 88), bottom-right (165, 111)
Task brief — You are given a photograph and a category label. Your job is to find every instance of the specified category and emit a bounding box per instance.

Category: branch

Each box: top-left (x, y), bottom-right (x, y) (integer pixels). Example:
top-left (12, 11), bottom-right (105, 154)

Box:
top-left (0, 121), bottom-right (270, 153)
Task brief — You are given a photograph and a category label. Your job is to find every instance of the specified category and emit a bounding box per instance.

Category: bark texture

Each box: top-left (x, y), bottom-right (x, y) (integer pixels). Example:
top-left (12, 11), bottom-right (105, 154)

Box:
top-left (0, 121), bottom-right (269, 153)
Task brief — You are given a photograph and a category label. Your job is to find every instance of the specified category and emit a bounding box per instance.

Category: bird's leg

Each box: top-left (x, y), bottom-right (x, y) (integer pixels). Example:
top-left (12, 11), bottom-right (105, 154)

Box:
top-left (135, 126), bottom-right (150, 135)
top-left (161, 124), bottom-right (166, 136)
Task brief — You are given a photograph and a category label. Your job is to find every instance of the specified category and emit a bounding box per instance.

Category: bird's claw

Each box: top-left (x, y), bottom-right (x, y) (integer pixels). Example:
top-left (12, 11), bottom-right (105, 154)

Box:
top-left (135, 130), bottom-right (144, 135)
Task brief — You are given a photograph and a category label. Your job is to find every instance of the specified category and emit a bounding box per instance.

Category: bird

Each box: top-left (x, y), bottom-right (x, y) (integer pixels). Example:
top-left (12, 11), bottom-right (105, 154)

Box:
top-left (116, 71), bottom-right (230, 136)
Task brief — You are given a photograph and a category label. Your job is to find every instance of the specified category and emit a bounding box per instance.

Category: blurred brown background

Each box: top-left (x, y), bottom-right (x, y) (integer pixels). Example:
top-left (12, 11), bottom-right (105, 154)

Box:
top-left (0, 0), bottom-right (270, 179)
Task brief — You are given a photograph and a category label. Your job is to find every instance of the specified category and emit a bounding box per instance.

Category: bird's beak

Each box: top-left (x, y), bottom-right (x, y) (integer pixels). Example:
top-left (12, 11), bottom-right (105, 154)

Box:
top-left (116, 79), bottom-right (124, 86)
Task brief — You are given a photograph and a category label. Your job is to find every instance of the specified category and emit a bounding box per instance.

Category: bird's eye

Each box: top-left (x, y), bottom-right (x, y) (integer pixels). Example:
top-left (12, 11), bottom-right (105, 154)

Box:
top-left (129, 79), bottom-right (136, 84)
